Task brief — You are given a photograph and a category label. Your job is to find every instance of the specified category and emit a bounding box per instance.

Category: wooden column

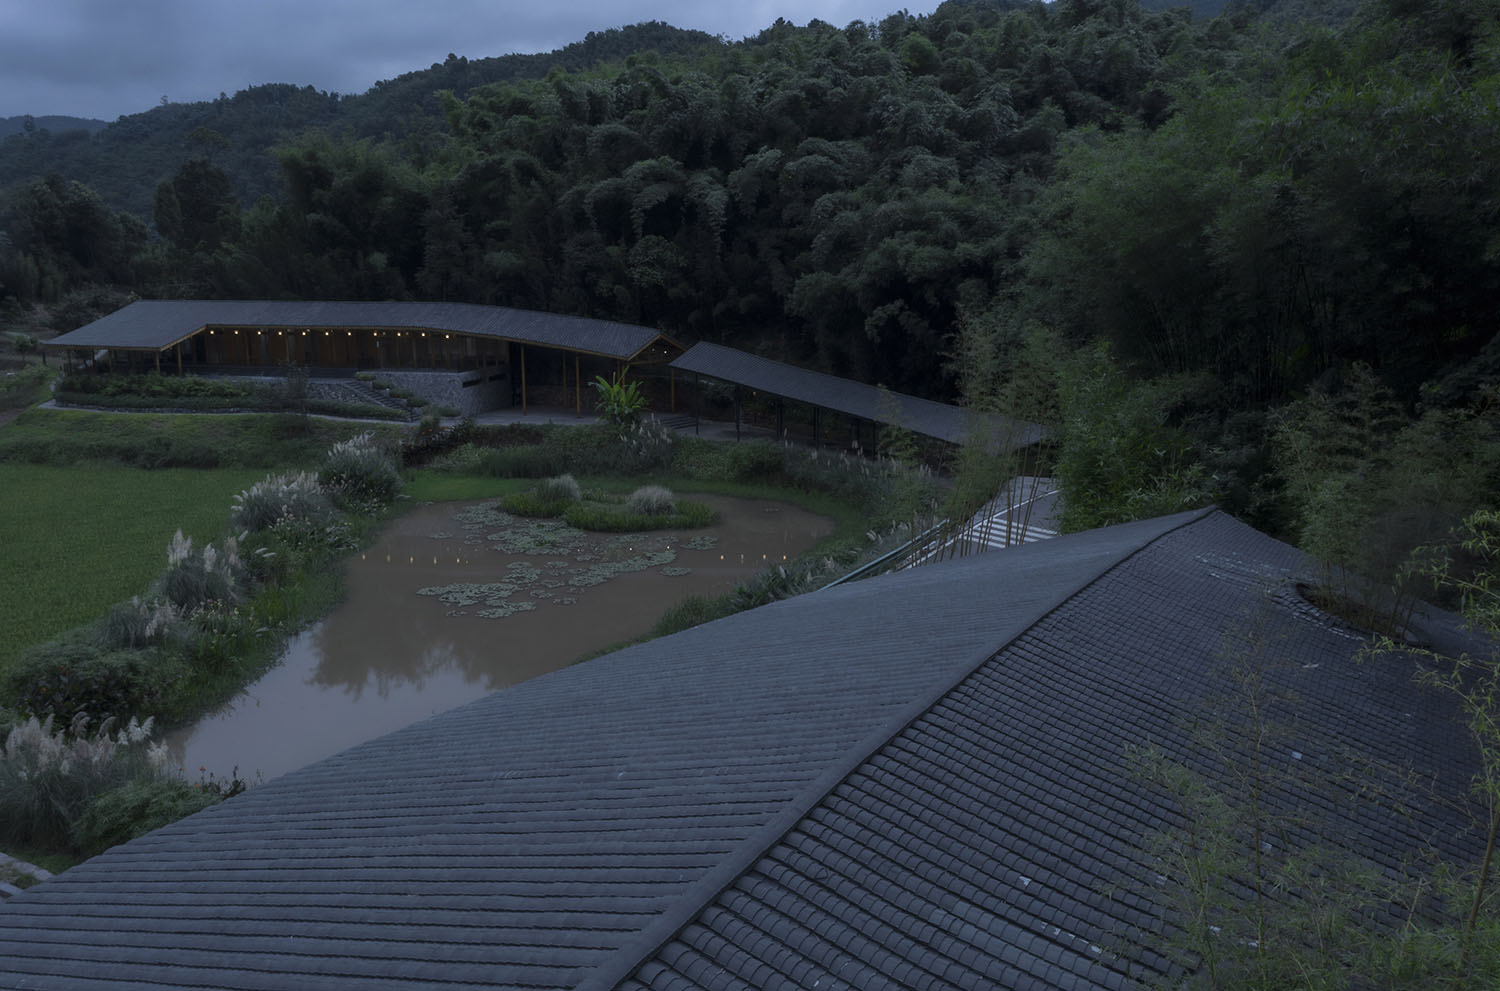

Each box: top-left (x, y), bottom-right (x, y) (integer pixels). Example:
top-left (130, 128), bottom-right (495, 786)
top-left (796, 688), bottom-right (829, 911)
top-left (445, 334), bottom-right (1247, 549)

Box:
top-left (575, 354), bottom-right (581, 415)
top-left (670, 368), bottom-right (676, 412)
top-left (520, 345), bottom-right (528, 415)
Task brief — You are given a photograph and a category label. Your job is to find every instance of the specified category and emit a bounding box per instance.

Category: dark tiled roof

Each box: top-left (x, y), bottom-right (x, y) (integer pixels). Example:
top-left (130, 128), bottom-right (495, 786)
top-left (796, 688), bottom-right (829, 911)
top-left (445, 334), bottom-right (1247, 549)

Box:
top-left (44, 300), bottom-right (680, 361)
top-left (615, 513), bottom-right (1484, 990)
top-left (0, 510), bottom-right (1482, 990)
top-left (670, 342), bottom-right (1047, 448)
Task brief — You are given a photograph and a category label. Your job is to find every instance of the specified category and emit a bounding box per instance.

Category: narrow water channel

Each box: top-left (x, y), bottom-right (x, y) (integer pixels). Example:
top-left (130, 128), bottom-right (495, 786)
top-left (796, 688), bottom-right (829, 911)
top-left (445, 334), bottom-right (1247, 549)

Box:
top-left (167, 494), bottom-right (834, 782)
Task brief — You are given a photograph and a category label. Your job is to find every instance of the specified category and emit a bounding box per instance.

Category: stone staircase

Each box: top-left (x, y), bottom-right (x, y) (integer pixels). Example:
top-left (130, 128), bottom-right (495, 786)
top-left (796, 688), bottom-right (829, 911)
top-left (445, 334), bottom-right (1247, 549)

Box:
top-left (654, 413), bottom-right (699, 432)
top-left (311, 379), bottom-right (419, 420)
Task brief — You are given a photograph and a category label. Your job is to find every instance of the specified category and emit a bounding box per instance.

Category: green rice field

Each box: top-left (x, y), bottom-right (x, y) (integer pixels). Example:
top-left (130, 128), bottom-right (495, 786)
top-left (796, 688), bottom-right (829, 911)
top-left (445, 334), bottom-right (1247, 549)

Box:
top-left (0, 465), bottom-right (264, 677)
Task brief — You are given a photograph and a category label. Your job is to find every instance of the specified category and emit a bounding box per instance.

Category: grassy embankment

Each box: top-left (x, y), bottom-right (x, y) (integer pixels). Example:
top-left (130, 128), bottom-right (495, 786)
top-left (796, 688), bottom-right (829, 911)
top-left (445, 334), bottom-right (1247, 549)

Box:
top-left (0, 409), bottom-right (408, 685)
top-left (0, 408), bottom-right (422, 863)
top-left (0, 465), bottom-right (263, 676)
top-left (0, 363), bottom-right (55, 416)
top-left (2, 410), bottom-right (885, 691)
top-left (0, 407), bottom-right (406, 469)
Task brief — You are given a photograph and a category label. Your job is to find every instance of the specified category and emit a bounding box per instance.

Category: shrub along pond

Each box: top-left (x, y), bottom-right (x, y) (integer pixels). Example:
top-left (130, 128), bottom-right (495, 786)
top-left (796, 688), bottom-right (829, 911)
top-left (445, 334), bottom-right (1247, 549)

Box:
top-left (168, 492), bottom-right (833, 781)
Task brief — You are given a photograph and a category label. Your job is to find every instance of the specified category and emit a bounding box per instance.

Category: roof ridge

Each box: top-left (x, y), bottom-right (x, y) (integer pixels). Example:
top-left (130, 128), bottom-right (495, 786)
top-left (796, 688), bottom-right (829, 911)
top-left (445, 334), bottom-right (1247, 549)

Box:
top-left (576, 506), bottom-right (1219, 991)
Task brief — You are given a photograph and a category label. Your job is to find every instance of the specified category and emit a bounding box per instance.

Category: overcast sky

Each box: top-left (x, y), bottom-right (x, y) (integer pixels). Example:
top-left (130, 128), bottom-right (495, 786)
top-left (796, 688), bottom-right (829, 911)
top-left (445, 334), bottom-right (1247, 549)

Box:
top-left (0, 0), bottom-right (943, 122)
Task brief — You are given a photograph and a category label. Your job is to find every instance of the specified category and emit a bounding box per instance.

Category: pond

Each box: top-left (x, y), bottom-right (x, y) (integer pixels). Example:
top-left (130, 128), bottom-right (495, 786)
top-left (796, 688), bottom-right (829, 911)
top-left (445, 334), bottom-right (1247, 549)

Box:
top-left (166, 494), bottom-right (835, 782)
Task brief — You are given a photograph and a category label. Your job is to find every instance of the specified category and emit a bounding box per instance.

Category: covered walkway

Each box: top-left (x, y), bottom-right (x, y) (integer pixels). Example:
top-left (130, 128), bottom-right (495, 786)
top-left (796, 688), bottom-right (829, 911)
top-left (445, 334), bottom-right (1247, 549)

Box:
top-left (45, 300), bottom-right (683, 415)
top-left (669, 342), bottom-right (1047, 452)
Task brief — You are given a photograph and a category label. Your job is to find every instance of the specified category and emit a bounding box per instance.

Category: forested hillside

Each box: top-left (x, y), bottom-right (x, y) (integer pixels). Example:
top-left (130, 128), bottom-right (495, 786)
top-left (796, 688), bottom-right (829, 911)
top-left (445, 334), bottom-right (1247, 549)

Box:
top-left (0, 116), bottom-right (108, 140)
top-left (2, 0), bottom-right (1496, 558)
top-left (0, 22), bottom-right (723, 220)
top-left (4, 0), bottom-right (1242, 384)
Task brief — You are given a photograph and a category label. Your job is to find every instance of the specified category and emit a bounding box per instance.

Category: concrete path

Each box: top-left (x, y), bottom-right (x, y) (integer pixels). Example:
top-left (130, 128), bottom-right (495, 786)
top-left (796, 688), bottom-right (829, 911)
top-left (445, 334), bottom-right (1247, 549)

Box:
top-left (0, 853), bottom-right (53, 900)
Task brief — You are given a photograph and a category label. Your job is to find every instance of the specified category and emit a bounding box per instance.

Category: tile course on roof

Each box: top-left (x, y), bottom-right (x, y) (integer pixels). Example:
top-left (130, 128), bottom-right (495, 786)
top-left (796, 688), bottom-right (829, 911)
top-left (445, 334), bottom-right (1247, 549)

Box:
top-left (0, 509), bottom-right (1483, 990)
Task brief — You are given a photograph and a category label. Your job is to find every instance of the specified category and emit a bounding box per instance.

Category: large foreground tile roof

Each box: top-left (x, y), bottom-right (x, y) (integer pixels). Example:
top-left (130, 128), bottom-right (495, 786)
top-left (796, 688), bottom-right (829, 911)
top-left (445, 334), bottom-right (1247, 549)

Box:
top-left (0, 509), bottom-right (1484, 989)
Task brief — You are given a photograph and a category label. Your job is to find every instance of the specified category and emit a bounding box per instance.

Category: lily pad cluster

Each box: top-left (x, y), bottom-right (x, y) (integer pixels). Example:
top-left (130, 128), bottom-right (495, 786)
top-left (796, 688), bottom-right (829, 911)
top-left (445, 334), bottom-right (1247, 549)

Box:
top-left (421, 502), bottom-right (709, 618)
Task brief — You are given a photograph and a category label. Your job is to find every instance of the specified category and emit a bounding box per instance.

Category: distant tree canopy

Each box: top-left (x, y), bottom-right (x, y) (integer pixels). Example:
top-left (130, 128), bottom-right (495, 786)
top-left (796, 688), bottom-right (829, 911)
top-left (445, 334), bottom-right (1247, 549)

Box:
top-left (1020, 0), bottom-right (1500, 403)
top-left (0, 0), bottom-right (1493, 421)
top-left (0, 23), bottom-right (728, 222)
top-left (0, 175), bottom-right (145, 302)
top-left (154, 158), bottom-right (240, 251)
top-left (76, 0), bottom-right (1219, 393)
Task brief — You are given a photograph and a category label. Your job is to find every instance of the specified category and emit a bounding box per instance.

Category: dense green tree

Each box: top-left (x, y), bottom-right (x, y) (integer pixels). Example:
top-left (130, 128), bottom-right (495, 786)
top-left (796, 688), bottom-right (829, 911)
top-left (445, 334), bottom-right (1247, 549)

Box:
top-left (0, 175), bottom-right (145, 301)
top-left (1022, 0), bottom-right (1500, 403)
top-left (1052, 342), bottom-right (1215, 532)
top-left (153, 158), bottom-right (240, 250)
top-left (10, 0), bottom-right (1493, 465)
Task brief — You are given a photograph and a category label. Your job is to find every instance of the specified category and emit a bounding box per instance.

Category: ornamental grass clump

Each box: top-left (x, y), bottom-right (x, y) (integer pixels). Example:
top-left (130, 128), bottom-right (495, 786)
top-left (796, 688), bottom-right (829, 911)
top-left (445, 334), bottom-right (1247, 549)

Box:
top-left (320, 431), bottom-right (401, 508)
top-left (101, 596), bottom-right (178, 650)
top-left (0, 712), bottom-right (168, 848)
top-left (0, 711), bottom-right (227, 855)
top-left (499, 474), bottom-right (582, 518)
top-left (537, 473), bottom-right (582, 503)
top-left (161, 530), bottom-right (243, 613)
top-left (626, 485), bottom-right (677, 516)
top-left (621, 418), bottom-right (674, 472)
top-left (230, 471), bottom-right (332, 532)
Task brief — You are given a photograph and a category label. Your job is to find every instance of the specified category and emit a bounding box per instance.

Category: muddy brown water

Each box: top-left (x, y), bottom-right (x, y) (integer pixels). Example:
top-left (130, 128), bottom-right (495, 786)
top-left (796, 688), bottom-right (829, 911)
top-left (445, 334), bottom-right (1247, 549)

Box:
top-left (167, 494), bottom-right (834, 782)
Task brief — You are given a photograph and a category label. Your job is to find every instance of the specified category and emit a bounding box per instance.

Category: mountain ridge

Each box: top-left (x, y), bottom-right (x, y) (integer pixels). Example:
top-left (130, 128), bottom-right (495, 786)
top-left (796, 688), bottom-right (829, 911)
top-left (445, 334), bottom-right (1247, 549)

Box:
top-left (0, 21), bottom-right (724, 219)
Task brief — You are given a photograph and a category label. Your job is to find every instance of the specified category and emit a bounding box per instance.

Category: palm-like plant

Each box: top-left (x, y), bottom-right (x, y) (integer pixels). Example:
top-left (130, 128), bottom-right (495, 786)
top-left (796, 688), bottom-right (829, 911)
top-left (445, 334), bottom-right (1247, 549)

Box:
top-left (591, 368), bottom-right (646, 427)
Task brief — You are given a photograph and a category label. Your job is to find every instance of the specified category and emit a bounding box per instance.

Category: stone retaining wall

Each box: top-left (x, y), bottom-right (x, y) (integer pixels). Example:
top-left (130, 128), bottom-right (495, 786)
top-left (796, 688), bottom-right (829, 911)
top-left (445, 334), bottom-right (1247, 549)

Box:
top-left (380, 367), bottom-right (510, 417)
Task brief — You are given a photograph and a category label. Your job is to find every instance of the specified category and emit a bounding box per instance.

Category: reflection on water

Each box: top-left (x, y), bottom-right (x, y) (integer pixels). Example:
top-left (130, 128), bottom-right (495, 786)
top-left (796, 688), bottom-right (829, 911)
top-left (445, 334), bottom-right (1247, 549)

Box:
top-left (167, 494), bottom-right (833, 781)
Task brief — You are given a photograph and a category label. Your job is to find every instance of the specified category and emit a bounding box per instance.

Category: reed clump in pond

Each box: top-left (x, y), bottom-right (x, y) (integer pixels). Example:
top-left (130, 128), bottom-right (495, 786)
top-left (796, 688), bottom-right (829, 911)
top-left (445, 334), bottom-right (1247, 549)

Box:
top-left (499, 477), bottom-right (717, 532)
